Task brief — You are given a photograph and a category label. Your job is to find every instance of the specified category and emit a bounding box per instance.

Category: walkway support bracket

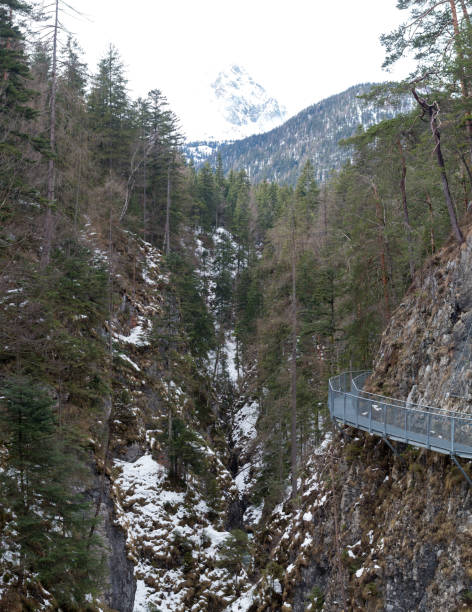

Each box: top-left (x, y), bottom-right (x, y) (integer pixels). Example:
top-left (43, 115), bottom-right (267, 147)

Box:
top-left (451, 454), bottom-right (472, 488)
top-left (382, 435), bottom-right (399, 457)
top-left (332, 418), bottom-right (349, 441)
top-left (332, 419), bottom-right (342, 434)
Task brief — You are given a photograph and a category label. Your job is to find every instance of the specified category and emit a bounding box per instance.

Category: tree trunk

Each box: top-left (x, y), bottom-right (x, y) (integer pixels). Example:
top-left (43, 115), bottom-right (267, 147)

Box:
top-left (426, 192), bottom-right (436, 253)
top-left (449, 0), bottom-right (472, 159)
top-left (164, 165), bottom-right (171, 256)
top-left (370, 182), bottom-right (391, 320)
top-left (321, 185), bottom-right (328, 244)
top-left (2, 8), bottom-right (12, 83)
top-left (460, 152), bottom-right (472, 191)
top-left (73, 148), bottom-right (82, 236)
top-left (235, 334), bottom-right (240, 384)
top-left (41, 0), bottom-right (59, 269)
top-left (459, 0), bottom-right (471, 24)
top-left (89, 207), bottom-right (114, 547)
top-left (461, 170), bottom-right (469, 212)
top-left (168, 379), bottom-right (173, 475)
top-left (213, 336), bottom-right (222, 381)
top-left (330, 459), bottom-right (346, 609)
top-left (143, 142), bottom-right (147, 241)
top-left (450, 0), bottom-right (468, 96)
top-left (278, 425), bottom-right (284, 486)
top-left (412, 88), bottom-right (465, 243)
top-left (451, 0), bottom-right (462, 39)
top-left (396, 137), bottom-right (415, 278)
top-left (328, 275), bottom-right (336, 374)
top-left (290, 204), bottom-right (297, 500)
top-left (120, 129), bottom-right (159, 222)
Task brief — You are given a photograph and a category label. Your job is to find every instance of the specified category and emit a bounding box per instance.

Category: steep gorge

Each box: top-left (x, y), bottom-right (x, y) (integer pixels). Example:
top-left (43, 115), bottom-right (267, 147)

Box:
top-left (98, 220), bottom-right (472, 612)
top-left (3, 1), bottom-right (472, 609)
top-left (3, 209), bottom-right (472, 612)
top-left (87, 223), bottom-right (262, 611)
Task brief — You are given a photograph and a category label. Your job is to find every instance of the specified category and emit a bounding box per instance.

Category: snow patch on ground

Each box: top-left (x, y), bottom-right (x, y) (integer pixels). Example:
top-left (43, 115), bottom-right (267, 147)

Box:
top-left (233, 400), bottom-right (258, 447)
top-left (243, 503), bottom-right (264, 527)
top-left (233, 399), bottom-right (260, 495)
top-left (113, 448), bottom-right (248, 611)
top-left (132, 579), bottom-right (149, 612)
top-left (141, 245), bottom-right (168, 285)
top-left (114, 316), bottom-right (150, 346)
top-left (227, 583), bottom-right (258, 611)
top-left (314, 430), bottom-right (332, 454)
top-left (224, 332), bottom-right (239, 382)
top-left (117, 353), bottom-right (141, 371)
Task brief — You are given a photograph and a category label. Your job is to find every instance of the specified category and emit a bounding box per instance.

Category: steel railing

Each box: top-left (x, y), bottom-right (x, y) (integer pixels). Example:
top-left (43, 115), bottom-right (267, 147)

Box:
top-left (328, 371), bottom-right (472, 459)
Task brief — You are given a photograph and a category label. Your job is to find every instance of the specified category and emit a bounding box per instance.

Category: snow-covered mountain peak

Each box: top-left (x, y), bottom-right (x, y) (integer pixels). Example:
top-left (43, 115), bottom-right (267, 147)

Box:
top-left (210, 65), bottom-right (286, 133)
top-left (182, 64), bottom-right (287, 142)
top-left (212, 64), bottom-right (265, 104)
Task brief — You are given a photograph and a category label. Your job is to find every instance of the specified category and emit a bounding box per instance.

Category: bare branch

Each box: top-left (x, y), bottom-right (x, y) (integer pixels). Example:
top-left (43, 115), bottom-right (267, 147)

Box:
top-left (119, 130), bottom-right (163, 221)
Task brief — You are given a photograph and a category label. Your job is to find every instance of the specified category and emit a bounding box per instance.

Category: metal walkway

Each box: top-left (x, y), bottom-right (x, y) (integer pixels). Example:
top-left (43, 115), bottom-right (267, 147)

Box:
top-left (329, 372), bottom-right (472, 459)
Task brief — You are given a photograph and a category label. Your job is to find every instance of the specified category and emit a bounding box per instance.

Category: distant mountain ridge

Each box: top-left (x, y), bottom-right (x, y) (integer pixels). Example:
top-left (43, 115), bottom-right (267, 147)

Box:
top-left (184, 83), bottom-right (413, 185)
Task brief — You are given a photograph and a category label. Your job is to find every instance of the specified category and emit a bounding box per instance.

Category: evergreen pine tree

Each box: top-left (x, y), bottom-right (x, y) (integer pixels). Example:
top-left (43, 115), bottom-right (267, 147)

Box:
top-left (0, 0), bottom-right (40, 204)
top-left (0, 376), bottom-right (104, 604)
top-left (87, 44), bottom-right (131, 174)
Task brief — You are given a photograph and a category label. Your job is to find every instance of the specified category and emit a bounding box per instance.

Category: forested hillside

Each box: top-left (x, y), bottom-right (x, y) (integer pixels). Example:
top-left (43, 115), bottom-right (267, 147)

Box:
top-left (185, 84), bottom-right (413, 184)
top-left (2, 0), bottom-right (472, 611)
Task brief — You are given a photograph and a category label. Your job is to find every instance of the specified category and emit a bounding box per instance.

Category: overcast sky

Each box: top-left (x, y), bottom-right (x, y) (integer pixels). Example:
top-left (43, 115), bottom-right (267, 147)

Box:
top-left (62, 0), bottom-right (412, 138)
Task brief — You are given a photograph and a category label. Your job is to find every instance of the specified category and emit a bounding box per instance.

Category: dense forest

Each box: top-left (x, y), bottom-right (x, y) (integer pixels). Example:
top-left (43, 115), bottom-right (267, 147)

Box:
top-left (2, 0), bottom-right (472, 610)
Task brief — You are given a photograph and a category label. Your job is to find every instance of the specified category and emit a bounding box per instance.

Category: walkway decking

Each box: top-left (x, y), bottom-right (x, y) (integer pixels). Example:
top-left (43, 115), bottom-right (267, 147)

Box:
top-left (329, 372), bottom-right (472, 459)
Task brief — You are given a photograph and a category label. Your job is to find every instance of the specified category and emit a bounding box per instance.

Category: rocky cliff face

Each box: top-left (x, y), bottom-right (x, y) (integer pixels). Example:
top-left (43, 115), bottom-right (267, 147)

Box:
top-left (369, 226), bottom-right (472, 413)
top-left (247, 430), bottom-right (472, 611)
top-left (240, 227), bottom-right (472, 611)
